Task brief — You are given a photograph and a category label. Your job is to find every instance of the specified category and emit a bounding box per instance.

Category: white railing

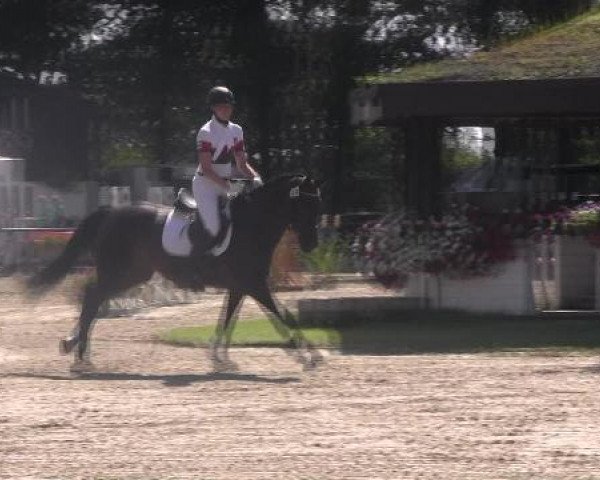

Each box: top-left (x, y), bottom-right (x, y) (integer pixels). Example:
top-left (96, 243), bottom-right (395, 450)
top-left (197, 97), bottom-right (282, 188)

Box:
top-left (0, 183), bottom-right (177, 270)
top-left (0, 227), bottom-right (74, 271)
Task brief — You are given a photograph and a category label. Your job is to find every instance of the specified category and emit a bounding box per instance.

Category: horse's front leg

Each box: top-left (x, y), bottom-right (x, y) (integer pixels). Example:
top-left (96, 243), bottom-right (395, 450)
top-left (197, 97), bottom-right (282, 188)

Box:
top-left (211, 289), bottom-right (243, 371)
top-left (249, 284), bottom-right (324, 370)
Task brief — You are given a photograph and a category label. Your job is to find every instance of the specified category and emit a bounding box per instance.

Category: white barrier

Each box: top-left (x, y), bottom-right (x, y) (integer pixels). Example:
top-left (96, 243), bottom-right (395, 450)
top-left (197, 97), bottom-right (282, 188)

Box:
top-left (148, 186), bottom-right (174, 206)
top-left (0, 181), bottom-right (35, 226)
top-left (98, 186), bottom-right (131, 207)
top-left (0, 180), bottom-right (94, 227)
top-left (0, 227), bottom-right (74, 270)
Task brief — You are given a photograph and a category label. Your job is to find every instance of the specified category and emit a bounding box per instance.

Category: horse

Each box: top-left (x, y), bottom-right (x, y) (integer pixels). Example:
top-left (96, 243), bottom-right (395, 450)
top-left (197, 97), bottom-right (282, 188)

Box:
top-left (27, 174), bottom-right (324, 372)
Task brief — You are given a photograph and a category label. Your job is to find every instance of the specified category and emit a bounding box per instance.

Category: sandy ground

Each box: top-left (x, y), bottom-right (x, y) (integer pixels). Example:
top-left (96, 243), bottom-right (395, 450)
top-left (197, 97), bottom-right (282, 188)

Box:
top-left (1, 276), bottom-right (600, 480)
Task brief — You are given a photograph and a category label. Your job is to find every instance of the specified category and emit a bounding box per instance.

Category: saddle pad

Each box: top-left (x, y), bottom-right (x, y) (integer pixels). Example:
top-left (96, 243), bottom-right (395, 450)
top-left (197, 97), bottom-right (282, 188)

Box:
top-left (161, 210), bottom-right (193, 256)
top-left (161, 209), bottom-right (232, 257)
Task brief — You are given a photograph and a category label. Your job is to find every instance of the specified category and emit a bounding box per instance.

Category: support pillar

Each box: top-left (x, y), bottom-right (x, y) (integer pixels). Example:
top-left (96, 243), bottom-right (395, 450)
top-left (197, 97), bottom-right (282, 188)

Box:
top-left (404, 117), bottom-right (442, 216)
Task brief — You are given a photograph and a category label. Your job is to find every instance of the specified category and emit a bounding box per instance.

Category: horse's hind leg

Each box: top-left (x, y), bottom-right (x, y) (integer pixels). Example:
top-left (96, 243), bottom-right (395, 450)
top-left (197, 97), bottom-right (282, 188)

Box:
top-left (211, 289), bottom-right (244, 371)
top-left (63, 265), bottom-right (153, 371)
top-left (59, 281), bottom-right (100, 356)
top-left (70, 281), bottom-right (106, 371)
top-left (60, 279), bottom-right (107, 356)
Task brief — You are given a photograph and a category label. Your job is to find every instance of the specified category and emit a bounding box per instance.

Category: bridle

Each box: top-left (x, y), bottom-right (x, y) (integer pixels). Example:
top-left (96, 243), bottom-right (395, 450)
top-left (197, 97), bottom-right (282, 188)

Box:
top-left (289, 185), bottom-right (321, 200)
top-left (288, 182), bottom-right (321, 236)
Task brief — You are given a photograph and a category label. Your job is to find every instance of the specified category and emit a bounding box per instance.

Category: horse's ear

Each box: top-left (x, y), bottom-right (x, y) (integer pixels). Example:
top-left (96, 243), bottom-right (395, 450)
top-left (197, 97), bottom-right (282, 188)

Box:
top-left (315, 178), bottom-right (327, 189)
top-left (290, 174), bottom-right (306, 186)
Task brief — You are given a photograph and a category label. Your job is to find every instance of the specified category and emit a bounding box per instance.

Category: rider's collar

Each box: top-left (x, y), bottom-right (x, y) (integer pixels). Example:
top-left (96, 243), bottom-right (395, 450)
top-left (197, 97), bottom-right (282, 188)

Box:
top-left (212, 114), bottom-right (230, 127)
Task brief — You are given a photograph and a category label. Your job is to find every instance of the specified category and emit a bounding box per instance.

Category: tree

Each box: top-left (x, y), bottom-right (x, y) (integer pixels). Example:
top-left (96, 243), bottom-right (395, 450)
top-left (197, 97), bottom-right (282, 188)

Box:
top-left (0, 0), bottom-right (102, 76)
top-left (2, 0), bottom-right (594, 210)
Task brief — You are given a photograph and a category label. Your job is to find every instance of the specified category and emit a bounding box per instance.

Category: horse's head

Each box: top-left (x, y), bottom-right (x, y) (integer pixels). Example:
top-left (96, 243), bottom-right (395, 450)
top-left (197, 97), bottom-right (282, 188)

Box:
top-left (287, 175), bottom-right (321, 252)
top-left (243, 174), bottom-right (321, 252)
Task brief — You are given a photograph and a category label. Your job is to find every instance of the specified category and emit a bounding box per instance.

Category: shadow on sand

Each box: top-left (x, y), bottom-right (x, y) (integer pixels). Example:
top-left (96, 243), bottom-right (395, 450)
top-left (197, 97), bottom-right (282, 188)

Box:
top-left (327, 310), bottom-right (600, 356)
top-left (4, 371), bottom-right (300, 387)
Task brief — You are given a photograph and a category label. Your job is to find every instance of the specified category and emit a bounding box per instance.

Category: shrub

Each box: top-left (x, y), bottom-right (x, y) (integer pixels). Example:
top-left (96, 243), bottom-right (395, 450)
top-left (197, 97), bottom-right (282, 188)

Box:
top-left (565, 201), bottom-right (600, 248)
top-left (300, 238), bottom-right (347, 276)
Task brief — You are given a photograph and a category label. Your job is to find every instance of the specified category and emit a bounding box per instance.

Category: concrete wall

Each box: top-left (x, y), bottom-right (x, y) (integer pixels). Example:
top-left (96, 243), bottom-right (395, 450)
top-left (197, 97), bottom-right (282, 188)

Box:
top-left (555, 236), bottom-right (596, 309)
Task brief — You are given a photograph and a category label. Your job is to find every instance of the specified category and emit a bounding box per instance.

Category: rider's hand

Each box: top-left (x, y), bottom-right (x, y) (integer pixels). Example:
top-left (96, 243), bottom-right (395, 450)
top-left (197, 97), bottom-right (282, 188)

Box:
top-left (226, 190), bottom-right (240, 201)
top-left (252, 176), bottom-right (264, 189)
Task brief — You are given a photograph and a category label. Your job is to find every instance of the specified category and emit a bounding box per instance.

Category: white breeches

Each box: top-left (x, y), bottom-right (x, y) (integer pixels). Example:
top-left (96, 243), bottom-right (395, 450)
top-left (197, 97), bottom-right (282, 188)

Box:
top-left (192, 174), bottom-right (225, 237)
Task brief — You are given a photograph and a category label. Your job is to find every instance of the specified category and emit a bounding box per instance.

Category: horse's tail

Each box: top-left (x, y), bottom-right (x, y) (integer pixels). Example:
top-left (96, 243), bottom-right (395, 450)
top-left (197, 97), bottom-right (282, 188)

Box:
top-left (27, 208), bottom-right (111, 292)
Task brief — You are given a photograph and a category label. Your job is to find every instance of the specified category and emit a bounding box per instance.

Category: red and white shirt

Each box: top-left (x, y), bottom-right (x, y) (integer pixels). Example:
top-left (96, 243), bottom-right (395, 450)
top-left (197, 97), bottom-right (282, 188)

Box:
top-left (196, 116), bottom-right (245, 179)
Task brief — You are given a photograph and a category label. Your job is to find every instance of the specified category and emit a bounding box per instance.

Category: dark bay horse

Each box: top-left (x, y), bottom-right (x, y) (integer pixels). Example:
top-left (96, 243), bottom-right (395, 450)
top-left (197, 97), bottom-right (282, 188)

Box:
top-left (28, 174), bottom-right (323, 371)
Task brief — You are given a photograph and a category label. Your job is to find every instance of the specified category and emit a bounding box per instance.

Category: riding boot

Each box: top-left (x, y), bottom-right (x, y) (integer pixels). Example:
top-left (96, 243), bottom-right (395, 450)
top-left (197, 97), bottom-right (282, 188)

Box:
top-left (189, 235), bottom-right (215, 290)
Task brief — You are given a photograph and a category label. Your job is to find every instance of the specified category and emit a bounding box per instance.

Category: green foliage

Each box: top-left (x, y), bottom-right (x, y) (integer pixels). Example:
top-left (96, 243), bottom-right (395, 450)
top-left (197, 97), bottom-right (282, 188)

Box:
top-left (369, 5), bottom-right (600, 83)
top-left (1, 0), bottom-right (596, 210)
top-left (569, 206), bottom-right (600, 235)
top-left (0, 0), bottom-right (101, 74)
top-left (575, 130), bottom-right (600, 165)
top-left (443, 145), bottom-right (484, 170)
top-left (571, 209), bottom-right (600, 229)
top-left (350, 127), bottom-right (402, 211)
top-left (300, 238), bottom-right (347, 275)
top-left (101, 143), bottom-right (154, 168)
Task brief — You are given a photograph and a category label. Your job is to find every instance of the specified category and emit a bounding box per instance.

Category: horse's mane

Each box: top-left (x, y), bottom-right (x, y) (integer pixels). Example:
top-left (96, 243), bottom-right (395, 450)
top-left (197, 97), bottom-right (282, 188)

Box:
top-left (250, 173), bottom-right (306, 196)
top-left (264, 173), bottom-right (306, 188)
top-left (231, 173), bottom-right (306, 219)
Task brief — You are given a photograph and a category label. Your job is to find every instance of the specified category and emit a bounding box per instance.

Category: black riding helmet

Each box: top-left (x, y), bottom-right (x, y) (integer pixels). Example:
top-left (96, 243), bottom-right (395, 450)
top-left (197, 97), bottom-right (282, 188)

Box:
top-left (207, 86), bottom-right (235, 106)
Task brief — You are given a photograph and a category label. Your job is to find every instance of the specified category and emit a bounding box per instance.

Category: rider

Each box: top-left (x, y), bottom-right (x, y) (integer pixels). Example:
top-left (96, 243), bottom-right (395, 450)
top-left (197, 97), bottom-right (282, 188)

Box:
top-left (192, 85), bottom-right (262, 256)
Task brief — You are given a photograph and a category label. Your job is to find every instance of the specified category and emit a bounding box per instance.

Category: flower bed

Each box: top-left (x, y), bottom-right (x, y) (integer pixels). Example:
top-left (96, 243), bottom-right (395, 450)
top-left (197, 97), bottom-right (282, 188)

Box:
top-left (356, 204), bottom-right (545, 289)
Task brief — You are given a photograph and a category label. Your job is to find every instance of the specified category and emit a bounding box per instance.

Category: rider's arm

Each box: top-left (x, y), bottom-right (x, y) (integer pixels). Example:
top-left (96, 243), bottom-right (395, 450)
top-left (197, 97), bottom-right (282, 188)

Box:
top-left (198, 150), bottom-right (230, 192)
top-left (234, 149), bottom-right (259, 179)
top-left (232, 128), bottom-right (260, 180)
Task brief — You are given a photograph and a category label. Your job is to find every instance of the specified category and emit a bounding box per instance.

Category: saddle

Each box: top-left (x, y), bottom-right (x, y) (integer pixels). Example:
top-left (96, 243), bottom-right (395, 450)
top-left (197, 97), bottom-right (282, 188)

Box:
top-left (169, 188), bottom-right (231, 257)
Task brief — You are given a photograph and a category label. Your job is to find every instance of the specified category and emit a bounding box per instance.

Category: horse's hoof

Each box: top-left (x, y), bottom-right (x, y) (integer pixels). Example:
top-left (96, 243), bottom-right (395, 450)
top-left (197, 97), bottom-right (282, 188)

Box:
top-left (212, 358), bottom-right (239, 373)
top-left (70, 360), bottom-right (95, 374)
top-left (59, 339), bottom-right (73, 355)
top-left (303, 351), bottom-right (325, 371)
top-left (303, 359), bottom-right (320, 371)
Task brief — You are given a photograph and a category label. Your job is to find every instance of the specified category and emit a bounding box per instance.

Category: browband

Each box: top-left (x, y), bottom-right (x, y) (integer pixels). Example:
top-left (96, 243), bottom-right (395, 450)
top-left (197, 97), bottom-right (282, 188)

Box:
top-left (290, 187), bottom-right (321, 199)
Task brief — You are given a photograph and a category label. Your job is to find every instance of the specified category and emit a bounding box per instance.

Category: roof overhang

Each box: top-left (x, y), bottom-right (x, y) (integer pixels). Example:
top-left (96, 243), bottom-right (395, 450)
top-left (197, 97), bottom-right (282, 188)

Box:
top-left (350, 77), bottom-right (600, 126)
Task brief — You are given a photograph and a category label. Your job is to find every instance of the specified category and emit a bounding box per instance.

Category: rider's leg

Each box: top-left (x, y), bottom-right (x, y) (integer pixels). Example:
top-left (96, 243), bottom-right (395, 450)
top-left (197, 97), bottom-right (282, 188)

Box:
top-left (192, 175), bottom-right (221, 253)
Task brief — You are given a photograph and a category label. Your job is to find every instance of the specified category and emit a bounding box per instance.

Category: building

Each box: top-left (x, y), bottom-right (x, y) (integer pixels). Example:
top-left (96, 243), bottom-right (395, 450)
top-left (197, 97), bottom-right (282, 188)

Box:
top-left (350, 8), bottom-right (600, 214)
top-left (0, 70), bottom-right (95, 185)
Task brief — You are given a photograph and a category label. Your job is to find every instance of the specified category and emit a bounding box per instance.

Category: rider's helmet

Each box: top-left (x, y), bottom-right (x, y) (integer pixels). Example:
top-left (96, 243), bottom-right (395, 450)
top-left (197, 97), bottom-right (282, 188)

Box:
top-left (207, 86), bottom-right (235, 106)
